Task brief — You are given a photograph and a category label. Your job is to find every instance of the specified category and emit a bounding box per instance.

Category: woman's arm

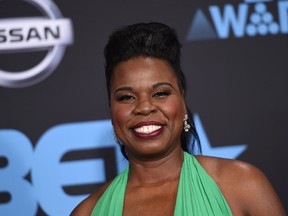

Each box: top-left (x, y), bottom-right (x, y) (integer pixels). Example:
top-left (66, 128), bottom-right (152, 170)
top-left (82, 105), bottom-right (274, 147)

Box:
top-left (238, 163), bottom-right (286, 216)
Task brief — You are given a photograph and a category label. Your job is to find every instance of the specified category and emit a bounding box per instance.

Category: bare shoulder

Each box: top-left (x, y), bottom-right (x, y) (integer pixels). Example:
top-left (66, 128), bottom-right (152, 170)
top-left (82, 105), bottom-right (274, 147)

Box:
top-left (195, 155), bottom-right (261, 182)
top-left (195, 155), bottom-right (287, 216)
top-left (70, 180), bottom-right (113, 216)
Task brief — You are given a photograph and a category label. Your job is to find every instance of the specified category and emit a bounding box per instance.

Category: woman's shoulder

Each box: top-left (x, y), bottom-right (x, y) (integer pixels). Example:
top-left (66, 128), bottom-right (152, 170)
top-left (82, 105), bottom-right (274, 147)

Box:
top-left (70, 180), bottom-right (113, 216)
top-left (194, 155), bottom-right (259, 182)
top-left (194, 155), bottom-right (286, 215)
top-left (194, 155), bottom-right (261, 201)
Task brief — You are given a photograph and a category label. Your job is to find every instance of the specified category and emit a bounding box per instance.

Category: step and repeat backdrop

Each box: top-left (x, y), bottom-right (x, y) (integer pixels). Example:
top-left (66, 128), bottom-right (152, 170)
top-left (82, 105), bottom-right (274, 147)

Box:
top-left (0, 0), bottom-right (287, 215)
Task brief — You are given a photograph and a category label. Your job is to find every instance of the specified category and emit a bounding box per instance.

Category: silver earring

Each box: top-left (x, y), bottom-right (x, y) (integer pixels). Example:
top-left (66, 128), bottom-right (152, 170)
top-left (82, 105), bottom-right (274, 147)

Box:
top-left (183, 114), bottom-right (191, 132)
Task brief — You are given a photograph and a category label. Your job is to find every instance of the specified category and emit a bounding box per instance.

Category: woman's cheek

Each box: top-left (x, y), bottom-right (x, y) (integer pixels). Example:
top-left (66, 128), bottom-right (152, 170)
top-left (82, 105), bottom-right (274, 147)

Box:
top-left (163, 98), bottom-right (185, 118)
top-left (112, 106), bottom-right (131, 127)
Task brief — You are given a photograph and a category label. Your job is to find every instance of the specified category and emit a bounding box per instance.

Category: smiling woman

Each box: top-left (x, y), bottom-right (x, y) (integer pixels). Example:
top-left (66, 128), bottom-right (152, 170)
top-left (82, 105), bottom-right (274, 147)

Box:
top-left (70, 22), bottom-right (286, 216)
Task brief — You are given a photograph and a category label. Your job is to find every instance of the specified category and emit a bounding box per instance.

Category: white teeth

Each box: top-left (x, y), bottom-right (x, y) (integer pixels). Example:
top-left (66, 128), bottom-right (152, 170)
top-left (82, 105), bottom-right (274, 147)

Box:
top-left (134, 125), bottom-right (162, 134)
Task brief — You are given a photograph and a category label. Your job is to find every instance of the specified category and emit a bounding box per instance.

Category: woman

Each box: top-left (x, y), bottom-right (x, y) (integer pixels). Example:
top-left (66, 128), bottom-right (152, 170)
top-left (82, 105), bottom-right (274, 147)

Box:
top-left (71, 22), bottom-right (286, 215)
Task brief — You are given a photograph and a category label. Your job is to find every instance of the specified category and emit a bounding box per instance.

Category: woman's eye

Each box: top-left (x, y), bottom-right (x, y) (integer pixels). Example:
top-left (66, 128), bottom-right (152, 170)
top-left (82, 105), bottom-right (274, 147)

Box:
top-left (116, 95), bottom-right (134, 101)
top-left (153, 91), bottom-right (171, 98)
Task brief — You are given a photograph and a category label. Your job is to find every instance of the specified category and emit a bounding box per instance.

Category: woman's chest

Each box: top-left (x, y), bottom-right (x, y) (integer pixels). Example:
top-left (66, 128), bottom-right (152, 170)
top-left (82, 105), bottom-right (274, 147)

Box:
top-left (123, 181), bottom-right (179, 216)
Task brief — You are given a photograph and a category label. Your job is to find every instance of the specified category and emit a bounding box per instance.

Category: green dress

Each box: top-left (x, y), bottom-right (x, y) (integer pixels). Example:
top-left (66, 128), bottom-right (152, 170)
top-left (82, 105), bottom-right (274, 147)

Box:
top-left (91, 152), bottom-right (233, 215)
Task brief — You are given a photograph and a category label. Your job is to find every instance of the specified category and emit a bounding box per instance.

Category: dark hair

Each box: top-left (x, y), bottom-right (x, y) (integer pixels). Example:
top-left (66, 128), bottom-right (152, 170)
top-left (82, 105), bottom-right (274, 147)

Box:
top-left (104, 22), bottom-right (201, 159)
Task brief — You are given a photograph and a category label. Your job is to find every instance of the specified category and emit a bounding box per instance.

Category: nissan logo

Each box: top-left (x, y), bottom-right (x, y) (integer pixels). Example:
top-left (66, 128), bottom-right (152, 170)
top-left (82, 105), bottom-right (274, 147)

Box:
top-left (0, 0), bottom-right (74, 88)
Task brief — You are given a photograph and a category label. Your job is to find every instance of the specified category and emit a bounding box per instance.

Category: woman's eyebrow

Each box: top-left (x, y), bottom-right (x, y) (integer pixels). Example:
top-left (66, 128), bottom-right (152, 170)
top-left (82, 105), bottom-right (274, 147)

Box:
top-left (152, 82), bottom-right (175, 89)
top-left (114, 86), bottom-right (132, 94)
top-left (114, 82), bottom-right (175, 95)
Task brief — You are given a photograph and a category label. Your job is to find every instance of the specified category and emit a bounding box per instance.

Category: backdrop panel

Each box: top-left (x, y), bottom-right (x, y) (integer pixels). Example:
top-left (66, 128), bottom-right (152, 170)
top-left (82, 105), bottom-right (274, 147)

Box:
top-left (0, 0), bottom-right (287, 215)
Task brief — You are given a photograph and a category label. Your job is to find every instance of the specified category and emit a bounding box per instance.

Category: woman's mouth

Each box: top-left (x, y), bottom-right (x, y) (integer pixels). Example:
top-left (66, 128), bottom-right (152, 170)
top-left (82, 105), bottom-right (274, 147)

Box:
top-left (134, 125), bottom-right (162, 134)
top-left (131, 122), bottom-right (164, 139)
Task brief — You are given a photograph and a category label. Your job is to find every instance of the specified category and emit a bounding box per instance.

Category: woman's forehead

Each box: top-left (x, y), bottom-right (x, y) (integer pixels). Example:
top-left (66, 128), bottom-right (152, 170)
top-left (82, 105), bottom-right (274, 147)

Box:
top-left (111, 57), bottom-right (178, 86)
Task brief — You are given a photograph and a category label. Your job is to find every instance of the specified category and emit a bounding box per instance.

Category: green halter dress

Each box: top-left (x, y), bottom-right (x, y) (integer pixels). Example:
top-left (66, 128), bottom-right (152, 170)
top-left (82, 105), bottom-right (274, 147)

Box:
top-left (91, 152), bottom-right (233, 215)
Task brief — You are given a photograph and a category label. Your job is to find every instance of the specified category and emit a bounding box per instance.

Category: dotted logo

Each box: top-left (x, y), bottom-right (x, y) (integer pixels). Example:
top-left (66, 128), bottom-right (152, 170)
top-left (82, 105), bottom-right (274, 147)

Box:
top-left (246, 3), bottom-right (279, 36)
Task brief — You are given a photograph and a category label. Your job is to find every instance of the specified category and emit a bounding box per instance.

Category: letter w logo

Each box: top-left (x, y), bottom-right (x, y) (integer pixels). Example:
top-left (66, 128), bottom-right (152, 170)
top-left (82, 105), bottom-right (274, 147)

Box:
top-left (187, 4), bottom-right (249, 41)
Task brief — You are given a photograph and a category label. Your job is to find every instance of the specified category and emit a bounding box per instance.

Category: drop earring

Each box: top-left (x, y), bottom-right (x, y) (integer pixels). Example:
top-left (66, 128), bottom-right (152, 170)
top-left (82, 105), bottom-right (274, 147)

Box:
top-left (183, 114), bottom-right (191, 132)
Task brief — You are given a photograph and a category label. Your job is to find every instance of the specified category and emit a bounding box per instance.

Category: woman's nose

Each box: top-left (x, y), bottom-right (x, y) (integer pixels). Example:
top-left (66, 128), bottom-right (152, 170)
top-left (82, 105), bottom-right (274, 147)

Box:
top-left (132, 98), bottom-right (157, 116)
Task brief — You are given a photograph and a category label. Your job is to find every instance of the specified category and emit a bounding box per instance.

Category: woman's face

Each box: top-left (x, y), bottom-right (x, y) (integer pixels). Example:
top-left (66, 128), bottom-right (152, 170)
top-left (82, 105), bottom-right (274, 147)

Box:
top-left (110, 57), bottom-right (186, 160)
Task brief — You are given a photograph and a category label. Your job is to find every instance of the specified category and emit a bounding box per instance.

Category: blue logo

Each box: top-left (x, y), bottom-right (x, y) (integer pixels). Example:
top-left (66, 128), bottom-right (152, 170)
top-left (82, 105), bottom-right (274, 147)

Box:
top-left (187, 0), bottom-right (288, 40)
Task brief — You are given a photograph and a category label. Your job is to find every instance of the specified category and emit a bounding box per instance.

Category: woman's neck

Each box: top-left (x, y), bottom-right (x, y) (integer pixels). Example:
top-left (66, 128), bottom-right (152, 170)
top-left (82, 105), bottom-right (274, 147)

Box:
top-left (127, 147), bottom-right (184, 186)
